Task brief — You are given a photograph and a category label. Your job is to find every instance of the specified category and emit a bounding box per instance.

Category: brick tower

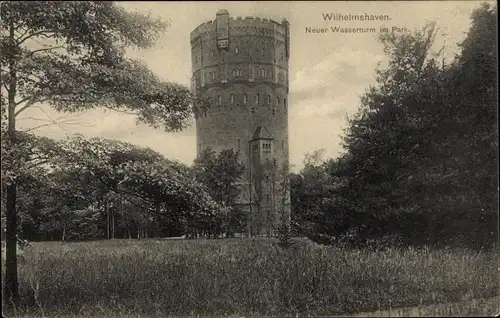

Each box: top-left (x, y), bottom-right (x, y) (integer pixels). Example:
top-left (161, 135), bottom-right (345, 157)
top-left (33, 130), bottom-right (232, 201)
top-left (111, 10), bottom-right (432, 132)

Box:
top-left (190, 9), bottom-right (290, 236)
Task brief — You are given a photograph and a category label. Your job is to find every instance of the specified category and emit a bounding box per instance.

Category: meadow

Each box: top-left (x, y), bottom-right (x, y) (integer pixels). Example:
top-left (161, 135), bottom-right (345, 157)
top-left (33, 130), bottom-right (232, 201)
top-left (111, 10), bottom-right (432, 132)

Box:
top-left (3, 238), bottom-right (499, 317)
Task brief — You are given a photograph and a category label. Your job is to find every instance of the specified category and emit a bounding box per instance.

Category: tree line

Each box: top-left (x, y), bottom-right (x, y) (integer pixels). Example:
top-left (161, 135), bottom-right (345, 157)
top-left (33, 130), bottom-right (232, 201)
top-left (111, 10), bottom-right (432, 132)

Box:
top-left (2, 135), bottom-right (240, 242)
top-left (290, 3), bottom-right (498, 250)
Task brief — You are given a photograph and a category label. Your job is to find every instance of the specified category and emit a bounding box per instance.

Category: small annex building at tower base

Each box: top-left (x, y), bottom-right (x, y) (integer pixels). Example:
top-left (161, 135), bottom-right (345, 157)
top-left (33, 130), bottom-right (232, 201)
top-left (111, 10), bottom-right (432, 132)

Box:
top-left (190, 9), bottom-right (291, 236)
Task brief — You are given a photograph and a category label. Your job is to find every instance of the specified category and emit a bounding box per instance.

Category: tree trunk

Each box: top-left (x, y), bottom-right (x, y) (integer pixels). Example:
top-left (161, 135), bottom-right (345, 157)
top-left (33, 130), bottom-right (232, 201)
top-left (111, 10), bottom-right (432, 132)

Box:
top-left (4, 19), bottom-right (20, 310)
top-left (427, 208), bottom-right (435, 247)
top-left (105, 200), bottom-right (109, 240)
top-left (111, 209), bottom-right (115, 239)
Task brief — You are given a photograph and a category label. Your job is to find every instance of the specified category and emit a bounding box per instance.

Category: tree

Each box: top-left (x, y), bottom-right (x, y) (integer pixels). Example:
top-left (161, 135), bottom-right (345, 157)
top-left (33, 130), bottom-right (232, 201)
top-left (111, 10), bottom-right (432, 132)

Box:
top-left (192, 147), bottom-right (245, 237)
top-left (308, 3), bottom-right (497, 249)
top-left (274, 160), bottom-right (294, 248)
top-left (54, 136), bottom-right (223, 240)
top-left (0, 1), bottom-right (202, 308)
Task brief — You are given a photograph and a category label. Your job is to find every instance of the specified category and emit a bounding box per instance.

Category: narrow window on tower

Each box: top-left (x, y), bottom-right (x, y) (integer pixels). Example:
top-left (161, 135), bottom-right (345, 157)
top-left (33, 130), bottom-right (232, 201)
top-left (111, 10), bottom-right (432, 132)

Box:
top-left (217, 95), bottom-right (222, 105)
top-left (211, 50), bottom-right (215, 57)
top-left (230, 94), bottom-right (234, 104)
top-left (243, 94), bottom-right (247, 104)
top-left (255, 94), bottom-right (260, 104)
top-left (235, 47), bottom-right (239, 54)
top-left (284, 98), bottom-right (287, 110)
top-left (267, 94), bottom-right (271, 103)
top-left (277, 96), bottom-right (280, 106)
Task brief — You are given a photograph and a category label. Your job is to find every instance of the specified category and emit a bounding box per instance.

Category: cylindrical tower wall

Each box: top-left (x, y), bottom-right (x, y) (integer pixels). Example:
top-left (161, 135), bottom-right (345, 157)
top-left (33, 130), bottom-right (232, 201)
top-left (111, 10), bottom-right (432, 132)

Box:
top-left (191, 14), bottom-right (290, 169)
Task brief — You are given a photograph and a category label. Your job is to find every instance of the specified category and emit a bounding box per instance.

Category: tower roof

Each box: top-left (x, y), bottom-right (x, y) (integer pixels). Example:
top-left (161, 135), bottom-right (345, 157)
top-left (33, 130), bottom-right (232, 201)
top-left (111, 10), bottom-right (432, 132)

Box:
top-left (250, 126), bottom-right (274, 141)
top-left (217, 9), bottom-right (229, 15)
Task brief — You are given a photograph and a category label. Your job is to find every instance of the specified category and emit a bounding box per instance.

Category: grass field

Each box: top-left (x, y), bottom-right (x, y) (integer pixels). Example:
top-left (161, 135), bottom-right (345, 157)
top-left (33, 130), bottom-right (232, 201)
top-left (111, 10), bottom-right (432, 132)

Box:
top-left (2, 238), bottom-right (499, 317)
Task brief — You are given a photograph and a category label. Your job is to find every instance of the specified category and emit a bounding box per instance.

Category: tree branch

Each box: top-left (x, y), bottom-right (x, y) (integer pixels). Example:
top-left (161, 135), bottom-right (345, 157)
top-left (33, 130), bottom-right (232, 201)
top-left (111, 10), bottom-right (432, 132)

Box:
top-left (2, 83), bottom-right (9, 94)
top-left (24, 159), bottom-right (51, 171)
top-left (19, 123), bottom-right (54, 133)
top-left (17, 30), bottom-right (58, 46)
top-left (15, 95), bottom-right (45, 117)
top-left (102, 105), bottom-right (139, 116)
top-left (14, 96), bottom-right (32, 107)
top-left (14, 26), bottom-right (30, 43)
top-left (30, 45), bottom-right (65, 56)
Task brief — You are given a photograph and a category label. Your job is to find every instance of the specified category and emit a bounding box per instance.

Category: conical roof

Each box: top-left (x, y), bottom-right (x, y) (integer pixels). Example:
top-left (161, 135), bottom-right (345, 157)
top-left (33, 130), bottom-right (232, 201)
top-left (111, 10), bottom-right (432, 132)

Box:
top-left (250, 126), bottom-right (274, 141)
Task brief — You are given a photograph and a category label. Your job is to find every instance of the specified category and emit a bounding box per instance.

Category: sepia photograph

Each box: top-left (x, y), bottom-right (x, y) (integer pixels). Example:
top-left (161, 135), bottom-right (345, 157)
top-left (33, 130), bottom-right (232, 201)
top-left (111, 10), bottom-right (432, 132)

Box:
top-left (1, 1), bottom-right (498, 317)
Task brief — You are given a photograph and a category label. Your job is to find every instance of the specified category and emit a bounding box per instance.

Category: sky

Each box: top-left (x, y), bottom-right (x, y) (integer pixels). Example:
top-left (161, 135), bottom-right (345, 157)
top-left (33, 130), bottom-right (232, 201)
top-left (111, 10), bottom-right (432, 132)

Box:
top-left (17, 1), bottom-right (492, 172)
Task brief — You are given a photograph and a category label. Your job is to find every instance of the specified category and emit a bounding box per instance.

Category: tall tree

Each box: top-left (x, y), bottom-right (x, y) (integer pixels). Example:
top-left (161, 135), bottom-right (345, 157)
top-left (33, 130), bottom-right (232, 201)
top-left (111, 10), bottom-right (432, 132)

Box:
top-left (192, 147), bottom-right (245, 236)
top-left (0, 1), bottom-right (201, 308)
top-left (311, 3), bottom-right (498, 248)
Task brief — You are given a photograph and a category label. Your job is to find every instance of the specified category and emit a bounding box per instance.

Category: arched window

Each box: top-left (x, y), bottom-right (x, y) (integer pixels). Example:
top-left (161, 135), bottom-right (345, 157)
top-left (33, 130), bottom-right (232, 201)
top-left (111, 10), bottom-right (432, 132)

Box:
top-left (217, 95), bottom-right (222, 105)
top-left (255, 94), bottom-right (260, 104)
top-left (277, 96), bottom-right (280, 105)
top-left (243, 94), bottom-right (247, 104)
top-left (267, 94), bottom-right (271, 103)
top-left (230, 94), bottom-right (234, 104)
top-left (232, 69), bottom-right (236, 77)
top-left (211, 50), bottom-right (215, 57)
top-left (235, 47), bottom-right (239, 54)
